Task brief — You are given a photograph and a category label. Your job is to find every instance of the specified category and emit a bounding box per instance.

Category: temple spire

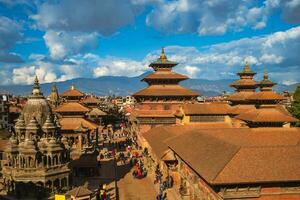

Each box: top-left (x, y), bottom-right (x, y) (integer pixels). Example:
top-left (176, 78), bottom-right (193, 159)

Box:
top-left (71, 84), bottom-right (75, 90)
top-left (32, 75), bottom-right (43, 96)
top-left (244, 62), bottom-right (250, 71)
top-left (263, 69), bottom-right (269, 80)
top-left (159, 47), bottom-right (167, 62)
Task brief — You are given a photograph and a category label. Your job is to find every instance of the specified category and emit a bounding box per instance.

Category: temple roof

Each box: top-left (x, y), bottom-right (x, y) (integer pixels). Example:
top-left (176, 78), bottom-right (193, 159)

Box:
top-left (181, 103), bottom-right (231, 115)
top-left (81, 96), bottom-right (101, 104)
top-left (237, 63), bottom-right (257, 76)
top-left (149, 48), bottom-right (178, 69)
top-left (142, 70), bottom-right (188, 81)
top-left (257, 71), bottom-right (276, 88)
top-left (166, 127), bottom-right (300, 185)
top-left (227, 91), bottom-right (255, 102)
top-left (132, 85), bottom-right (199, 97)
top-left (54, 102), bottom-right (90, 113)
top-left (60, 85), bottom-right (84, 97)
top-left (235, 106), bottom-right (298, 123)
top-left (143, 123), bottom-right (233, 160)
top-left (247, 90), bottom-right (286, 101)
top-left (59, 117), bottom-right (98, 131)
top-left (67, 186), bottom-right (92, 197)
top-left (87, 107), bottom-right (107, 116)
top-left (230, 79), bottom-right (257, 88)
top-left (229, 104), bottom-right (256, 115)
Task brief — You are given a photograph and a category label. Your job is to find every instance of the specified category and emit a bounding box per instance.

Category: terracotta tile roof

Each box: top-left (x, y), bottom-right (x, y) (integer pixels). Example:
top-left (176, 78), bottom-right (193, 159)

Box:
top-left (60, 89), bottom-right (84, 97)
top-left (182, 103), bottom-right (232, 115)
top-left (142, 70), bottom-right (188, 80)
top-left (168, 131), bottom-right (240, 182)
top-left (229, 104), bottom-right (256, 115)
top-left (227, 91), bottom-right (255, 101)
top-left (214, 146), bottom-right (300, 184)
top-left (81, 96), bottom-right (101, 104)
top-left (59, 117), bottom-right (98, 131)
top-left (230, 79), bottom-right (257, 87)
top-left (247, 91), bottom-right (286, 101)
top-left (166, 127), bottom-right (300, 185)
top-left (235, 106), bottom-right (298, 123)
top-left (67, 186), bottom-right (92, 197)
top-left (131, 109), bottom-right (175, 118)
top-left (132, 85), bottom-right (199, 97)
top-left (143, 123), bottom-right (233, 159)
top-left (54, 102), bottom-right (90, 113)
top-left (87, 107), bottom-right (107, 116)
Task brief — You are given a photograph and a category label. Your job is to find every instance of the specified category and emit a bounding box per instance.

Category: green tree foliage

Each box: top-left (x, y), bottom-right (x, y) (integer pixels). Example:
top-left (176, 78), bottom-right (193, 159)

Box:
top-left (288, 85), bottom-right (300, 126)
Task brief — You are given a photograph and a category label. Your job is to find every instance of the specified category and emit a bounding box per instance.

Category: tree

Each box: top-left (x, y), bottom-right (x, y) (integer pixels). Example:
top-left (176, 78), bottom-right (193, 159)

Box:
top-left (288, 85), bottom-right (300, 127)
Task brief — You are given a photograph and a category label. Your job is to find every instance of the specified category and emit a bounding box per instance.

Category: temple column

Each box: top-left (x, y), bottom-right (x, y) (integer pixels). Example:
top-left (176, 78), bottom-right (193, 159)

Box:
top-left (59, 179), bottom-right (62, 189)
top-left (66, 176), bottom-right (69, 189)
top-left (79, 134), bottom-right (82, 151)
top-left (42, 156), bottom-right (44, 167)
top-left (51, 180), bottom-right (54, 193)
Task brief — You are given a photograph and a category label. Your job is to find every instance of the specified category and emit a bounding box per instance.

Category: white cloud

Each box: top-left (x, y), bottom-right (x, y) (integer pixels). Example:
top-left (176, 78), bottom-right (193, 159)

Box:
top-left (93, 57), bottom-right (148, 77)
top-left (43, 30), bottom-right (98, 59)
top-left (32, 0), bottom-right (141, 36)
top-left (146, 0), bottom-right (277, 35)
top-left (2, 26), bottom-right (300, 86)
top-left (12, 66), bottom-right (36, 84)
top-left (260, 54), bottom-right (283, 64)
top-left (181, 65), bottom-right (200, 78)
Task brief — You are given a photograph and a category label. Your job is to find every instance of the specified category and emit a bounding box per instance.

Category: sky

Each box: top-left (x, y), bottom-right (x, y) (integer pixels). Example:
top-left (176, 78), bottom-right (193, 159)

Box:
top-left (0, 0), bottom-right (300, 85)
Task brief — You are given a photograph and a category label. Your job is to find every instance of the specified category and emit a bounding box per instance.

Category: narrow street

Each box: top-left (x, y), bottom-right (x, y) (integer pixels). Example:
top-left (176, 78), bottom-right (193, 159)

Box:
top-left (96, 158), bottom-right (157, 200)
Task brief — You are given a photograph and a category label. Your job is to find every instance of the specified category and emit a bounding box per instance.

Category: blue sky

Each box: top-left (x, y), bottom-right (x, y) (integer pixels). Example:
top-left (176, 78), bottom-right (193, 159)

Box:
top-left (0, 0), bottom-right (300, 85)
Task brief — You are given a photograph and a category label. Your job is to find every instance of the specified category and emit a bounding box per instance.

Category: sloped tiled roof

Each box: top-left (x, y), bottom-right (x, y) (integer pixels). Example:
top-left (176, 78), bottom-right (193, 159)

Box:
top-left (54, 102), bottom-right (90, 113)
top-left (166, 127), bottom-right (300, 185)
top-left (132, 85), bottom-right (199, 97)
top-left (67, 186), bottom-right (92, 197)
top-left (142, 70), bottom-right (188, 81)
top-left (143, 123), bottom-right (233, 159)
top-left (247, 91), bottom-right (286, 101)
top-left (230, 79), bottom-right (257, 87)
top-left (87, 107), bottom-right (107, 116)
top-left (59, 117), bottom-right (98, 131)
top-left (81, 96), bottom-right (101, 104)
top-left (227, 91), bottom-right (255, 101)
top-left (229, 104), bottom-right (256, 115)
top-left (235, 106), bottom-right (298, 123)
top-left (60, 89), bottom-right (84, 97)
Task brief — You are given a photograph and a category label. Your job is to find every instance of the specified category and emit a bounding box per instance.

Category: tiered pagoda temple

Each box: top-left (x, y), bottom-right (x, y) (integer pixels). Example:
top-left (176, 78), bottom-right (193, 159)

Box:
top-left (60, 85), bottom-right (85, 101)
top-left (228, 63), bottom-right (257, 105)
top-left (133, 48), bottom-right (199, 111)
top-left (236, 71), bottom-right (297, 127)
top-left (131, 49), bottom-right (199, 133)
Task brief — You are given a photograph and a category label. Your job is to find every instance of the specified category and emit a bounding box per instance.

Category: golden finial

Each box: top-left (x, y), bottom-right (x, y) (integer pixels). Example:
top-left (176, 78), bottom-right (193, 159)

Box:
top-left (244, 61), bottom-right (250, 71)
top-left (70, 84), bottom-right (75, 90)
top-left (263, 68), bottom-right (269, 80)
top-left (159, 47), bottom-right (167, 61)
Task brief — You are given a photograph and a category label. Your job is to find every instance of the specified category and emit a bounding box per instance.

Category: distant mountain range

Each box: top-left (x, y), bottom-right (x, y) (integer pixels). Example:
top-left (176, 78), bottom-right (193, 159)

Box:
top-left (0, 72), bottom-right (298, 97)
